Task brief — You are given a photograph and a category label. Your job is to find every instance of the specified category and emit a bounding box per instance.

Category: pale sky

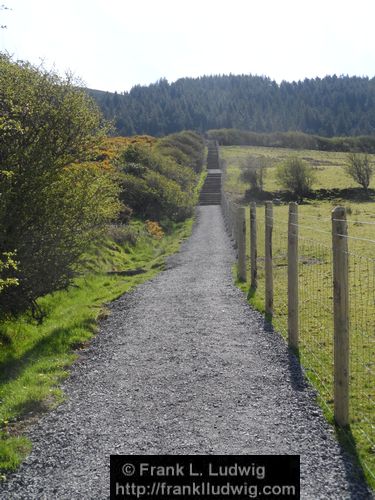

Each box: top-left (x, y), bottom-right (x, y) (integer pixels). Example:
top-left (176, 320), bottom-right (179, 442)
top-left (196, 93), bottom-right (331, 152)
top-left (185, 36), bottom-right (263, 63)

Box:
top-left (1, 0), bottom-right (374, 92)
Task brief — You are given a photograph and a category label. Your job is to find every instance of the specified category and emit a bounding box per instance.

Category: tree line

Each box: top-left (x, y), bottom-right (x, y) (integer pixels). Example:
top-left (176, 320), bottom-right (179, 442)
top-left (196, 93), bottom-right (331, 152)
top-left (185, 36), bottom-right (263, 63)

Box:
top-left (0, 54), bottom-right (204, 320)
top-left (207, 129), bottom-right (375, 153)
top-left (88, 74), bottom-right (375, 138)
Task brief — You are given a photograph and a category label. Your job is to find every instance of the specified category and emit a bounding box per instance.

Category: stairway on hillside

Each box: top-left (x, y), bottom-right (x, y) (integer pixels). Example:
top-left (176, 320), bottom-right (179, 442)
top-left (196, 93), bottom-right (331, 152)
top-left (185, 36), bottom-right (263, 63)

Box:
top-left (206, 140), bottom-right (220, 170)
top-left (199, 141), bottom-right (222, 206)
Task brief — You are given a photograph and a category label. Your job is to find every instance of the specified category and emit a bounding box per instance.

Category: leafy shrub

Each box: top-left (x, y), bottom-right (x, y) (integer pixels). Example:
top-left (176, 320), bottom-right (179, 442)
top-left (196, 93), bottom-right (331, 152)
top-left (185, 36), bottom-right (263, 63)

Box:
top-left (119, 174), bottom-right (156, 217)
top-left (144, 170), bottom-right (192, 221)
top-left (0, 55), bottom-right (119, 318)
top-left (154, 144), bottom-right (190, 169)
top-left (122, 162), bottom-right (148, 177)
top-left (156, 131), bottom-right (205, 173)
top-left (240, 155), bottom-right (267, 192)
top-left (0, 252), bottom-right (19, 293)
top-left (344, 153), bottom-right (374, 190)
top-left (117, 135), bottom-right (202, 222)
top-left (145, 220), bottom-right (164, 240)
top-left (118, 144), bottom-right (195, 192)
top-left (117, 204), bottom-right (133, 224)
top-left (276, 157), bottom-right (315, 199)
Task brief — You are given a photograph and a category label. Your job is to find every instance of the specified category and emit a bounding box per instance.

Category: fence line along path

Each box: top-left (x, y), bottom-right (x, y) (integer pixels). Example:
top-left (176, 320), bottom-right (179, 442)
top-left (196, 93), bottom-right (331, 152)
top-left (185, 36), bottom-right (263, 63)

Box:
top-left (222, 186), bottom-right (374, 483)
top-left (0, 205), bottom-right (372, 499)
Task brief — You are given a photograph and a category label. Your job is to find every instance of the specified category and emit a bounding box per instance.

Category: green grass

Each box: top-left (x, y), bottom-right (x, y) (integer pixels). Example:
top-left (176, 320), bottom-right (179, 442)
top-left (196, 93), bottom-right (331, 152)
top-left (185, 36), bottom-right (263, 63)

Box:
top-left (221, 145), bottom-right (375, 195)
top-left (0, 218), bottom-right (194, 475)
top-left (224, 145), bottom-right (375, 489)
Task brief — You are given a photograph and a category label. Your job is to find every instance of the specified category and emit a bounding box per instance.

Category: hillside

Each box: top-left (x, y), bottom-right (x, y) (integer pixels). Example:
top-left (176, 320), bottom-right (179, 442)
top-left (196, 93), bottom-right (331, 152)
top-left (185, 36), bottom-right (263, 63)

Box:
top-left (87, 74), bottom-right (375, 137)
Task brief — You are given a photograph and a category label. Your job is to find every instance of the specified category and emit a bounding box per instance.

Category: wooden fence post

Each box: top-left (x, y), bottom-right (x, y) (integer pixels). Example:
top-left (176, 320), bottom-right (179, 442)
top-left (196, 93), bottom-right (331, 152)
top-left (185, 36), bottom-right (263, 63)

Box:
top-left (288, 202), bottom-right (299, 350)
top-left (265, 201), bottom-right (273, 317)
top-left (230, 202), bottom-right (237, 248)
top-left (237, 206), bottom-right (247, 282)
top-left (250, 202), bottom-right (257, 290)
top-left (229, 200), bottom-right (232, 235)
top-left (332, 206), bottom-right (349, 427)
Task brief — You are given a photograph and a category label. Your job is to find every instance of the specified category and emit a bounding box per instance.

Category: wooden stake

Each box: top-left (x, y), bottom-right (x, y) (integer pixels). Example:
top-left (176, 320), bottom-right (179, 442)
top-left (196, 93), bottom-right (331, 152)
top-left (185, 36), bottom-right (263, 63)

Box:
top-left (250, 202), bottom-right (257, 290)
top-left (237, 206), bottom-right (247, 282)
top-left (332, 206), bottom-right (349, 427)
top-left (288, 202), bottom-right (299, 350)
top-left (265, 202), bottom-right (273, 317)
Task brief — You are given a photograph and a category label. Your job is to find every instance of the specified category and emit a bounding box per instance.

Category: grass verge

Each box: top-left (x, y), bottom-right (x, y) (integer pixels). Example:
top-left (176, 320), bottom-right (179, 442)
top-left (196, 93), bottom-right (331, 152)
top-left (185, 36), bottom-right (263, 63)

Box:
top-left (0, 217), bottom-right (194, 476)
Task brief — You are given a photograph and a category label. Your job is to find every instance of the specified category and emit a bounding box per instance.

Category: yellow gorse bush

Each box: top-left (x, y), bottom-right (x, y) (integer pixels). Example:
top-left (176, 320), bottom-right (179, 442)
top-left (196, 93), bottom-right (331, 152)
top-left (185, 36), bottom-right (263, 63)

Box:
top-left (145, 220), bottom-right (164, 240)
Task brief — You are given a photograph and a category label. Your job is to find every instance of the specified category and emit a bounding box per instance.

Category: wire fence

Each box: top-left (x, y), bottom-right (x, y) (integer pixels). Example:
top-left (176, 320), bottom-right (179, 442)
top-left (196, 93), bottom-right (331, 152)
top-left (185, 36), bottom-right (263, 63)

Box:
top-left (272, 210), bottom-right (289, 339)
top-left (221, 190), bottom-right (375, 483)
top-left (298, 236), bottom-right (334, 413)
top-left (348, 248), bottom-right (375, 462)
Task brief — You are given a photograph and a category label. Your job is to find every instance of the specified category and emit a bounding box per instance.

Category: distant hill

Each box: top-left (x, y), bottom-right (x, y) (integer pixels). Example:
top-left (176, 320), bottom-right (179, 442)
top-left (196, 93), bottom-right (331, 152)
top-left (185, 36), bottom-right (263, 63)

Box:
top-left (87, 74), bottom-right (375, 137)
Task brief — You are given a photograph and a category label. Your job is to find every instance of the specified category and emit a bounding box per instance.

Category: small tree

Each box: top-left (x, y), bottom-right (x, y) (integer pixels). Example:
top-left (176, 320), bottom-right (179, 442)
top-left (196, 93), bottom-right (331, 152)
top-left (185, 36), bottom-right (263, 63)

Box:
top-left (240, 155), bottom-right (266, 192)
top-left (345, 153), bottom-right (373, 191)
top-left (0, 54), bottom-right (120, 318)
top-left (276, 157), bottom-right (315, 199)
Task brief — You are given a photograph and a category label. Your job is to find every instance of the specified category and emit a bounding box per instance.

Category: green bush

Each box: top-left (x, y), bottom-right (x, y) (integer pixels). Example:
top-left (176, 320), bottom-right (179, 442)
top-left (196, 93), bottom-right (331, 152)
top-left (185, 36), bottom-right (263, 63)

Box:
top-left (344, 152), bottom-right (374, 190)
top-left (145, 170), bottom-right (192, 221)
top-left (0, 55), bottom-right (120, 318)
top-left (119, 144), bottom-right (195, 192)
top-left (0, 252), bottom-right (18, 293)
top-left (119, 174), bottom-right (156, 217)
top-left (276, 157), bottom-right (315, 199)
top-left (154, 144), bottom-right (191, 169)
top-left (240, 155), bottom-right (267, 192)
top-left (156, 131), bottom-right (205, 173)
top-left (117, 135), bottom-right (203, 222)
top-left (120, 172), bottom-right (192, 222)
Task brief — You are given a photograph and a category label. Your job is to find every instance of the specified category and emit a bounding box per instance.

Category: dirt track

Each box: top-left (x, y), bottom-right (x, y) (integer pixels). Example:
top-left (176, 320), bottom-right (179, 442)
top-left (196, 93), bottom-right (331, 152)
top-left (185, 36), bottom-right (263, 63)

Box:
top-left (0, 206), bottom-right (372, 499)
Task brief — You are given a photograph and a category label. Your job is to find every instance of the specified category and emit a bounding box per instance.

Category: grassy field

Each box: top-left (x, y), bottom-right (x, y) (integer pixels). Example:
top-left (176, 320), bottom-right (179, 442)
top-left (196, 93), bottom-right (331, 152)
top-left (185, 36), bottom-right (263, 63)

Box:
top-left (0, 218), bottom-right (194, 476)
top-left (221, 145), bottom-right (375, 195)
top-left (223, 145), bottom-right (375, 488)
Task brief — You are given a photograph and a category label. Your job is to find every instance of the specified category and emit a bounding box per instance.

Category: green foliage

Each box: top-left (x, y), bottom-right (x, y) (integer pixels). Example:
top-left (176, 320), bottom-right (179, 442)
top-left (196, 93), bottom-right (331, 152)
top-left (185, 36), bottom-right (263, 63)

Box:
top-left (89, 74), bottom-right (375, 138)
top-left (208, 129), bottom-right (375, 154)
top-left (276, 157), bottom-right (315, 198)
top-left (120, 171), bottom-right (192, 222)
top-left (116, 131), bottom-right (204, 222)
top-left (240, 155), bottom-right (266, 192)
top-left (156, 131), bottom-right (205, 173)
top-left (119, 143), bottom-right (196, 191)
top-left (221, 144), bottom-right (375, 197)
top-left (0, 252), bottom-right (18, 294)
top-left (0, 54), bottom-right (120, 318)
top-left (344, 153), bottom-right (374, 190)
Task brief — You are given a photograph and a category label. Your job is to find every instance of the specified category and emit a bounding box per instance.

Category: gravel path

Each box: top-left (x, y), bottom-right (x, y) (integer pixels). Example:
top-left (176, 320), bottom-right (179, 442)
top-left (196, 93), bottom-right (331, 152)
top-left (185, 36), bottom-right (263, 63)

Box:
top-left (1, 206), bottom-right (373, 499)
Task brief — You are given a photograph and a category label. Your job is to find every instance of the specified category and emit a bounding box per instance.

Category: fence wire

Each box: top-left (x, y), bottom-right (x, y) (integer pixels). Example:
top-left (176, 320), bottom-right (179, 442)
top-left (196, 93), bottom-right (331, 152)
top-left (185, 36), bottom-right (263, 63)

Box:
top-left (271, 215), bottom-right (289, 338)
top-left (347, 242), bottom-right (375, 479)
top-left (254, 206), bottom-right (265, 309)
top-left (298, 236), bottom-right (334, 413)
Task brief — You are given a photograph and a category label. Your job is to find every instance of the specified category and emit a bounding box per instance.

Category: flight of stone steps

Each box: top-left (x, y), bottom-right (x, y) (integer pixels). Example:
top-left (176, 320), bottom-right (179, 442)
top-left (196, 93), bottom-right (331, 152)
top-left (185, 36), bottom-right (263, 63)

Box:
top-left (199, 141), bottom-right (222, 205)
